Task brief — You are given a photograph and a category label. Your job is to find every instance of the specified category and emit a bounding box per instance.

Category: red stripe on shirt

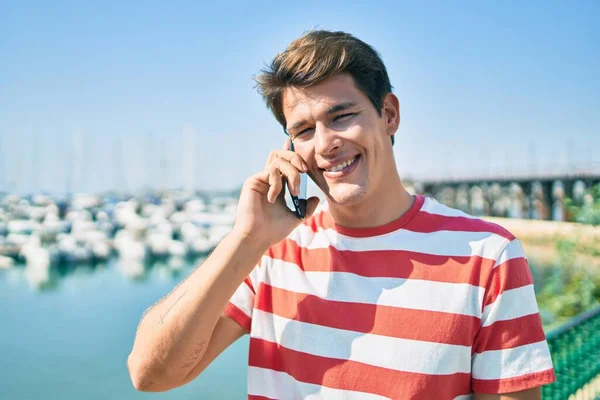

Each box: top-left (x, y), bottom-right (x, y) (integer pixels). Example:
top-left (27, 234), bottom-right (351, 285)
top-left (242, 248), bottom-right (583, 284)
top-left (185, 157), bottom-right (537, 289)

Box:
top-left (224, 302), bottom-right (251, 333)
top-left (483, 257), bottom-right (534, 308)
top-left (303, 198), bottom-right (514, 241)
top-left (268, 239), bottom-right (496, 287)
top-left (472, 368), bottom-right (556, 394)
top-left (472, 314), bottom-right (548, 354)
top-left (406, 211), bottom-right (516, 239)
top-left (249, 338), bottom-right (472, 399)
top-left (257, 283), bottom-right (480, 346)
top-left (244, 277), bottom-right (255, 293)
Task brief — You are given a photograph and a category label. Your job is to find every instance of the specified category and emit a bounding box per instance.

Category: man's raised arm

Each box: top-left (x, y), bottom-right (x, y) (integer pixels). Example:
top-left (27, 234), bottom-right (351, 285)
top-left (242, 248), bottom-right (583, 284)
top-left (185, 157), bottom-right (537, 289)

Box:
top-left (127, 231), bottom-right (265, 392)
top-left (126, 146), bottom-right (320, 392)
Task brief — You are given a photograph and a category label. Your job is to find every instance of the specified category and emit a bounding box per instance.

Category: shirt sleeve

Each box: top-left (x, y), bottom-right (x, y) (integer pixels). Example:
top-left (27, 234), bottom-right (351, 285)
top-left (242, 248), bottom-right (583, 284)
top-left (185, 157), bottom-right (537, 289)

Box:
top-left (223, 255), bottom-right (266, 333)
top-left (471, 239), bottom-right (556, 394)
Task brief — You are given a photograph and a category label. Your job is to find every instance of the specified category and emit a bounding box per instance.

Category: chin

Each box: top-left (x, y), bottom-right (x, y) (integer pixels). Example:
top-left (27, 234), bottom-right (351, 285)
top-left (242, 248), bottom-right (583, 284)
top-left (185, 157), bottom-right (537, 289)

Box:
top-left (326, 183), bottom-right (368, 206)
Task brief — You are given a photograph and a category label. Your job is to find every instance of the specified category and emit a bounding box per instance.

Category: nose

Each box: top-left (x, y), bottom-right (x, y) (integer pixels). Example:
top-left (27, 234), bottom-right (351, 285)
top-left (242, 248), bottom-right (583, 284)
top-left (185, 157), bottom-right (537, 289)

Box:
top-left (314, 122), bottom-right (342, 156)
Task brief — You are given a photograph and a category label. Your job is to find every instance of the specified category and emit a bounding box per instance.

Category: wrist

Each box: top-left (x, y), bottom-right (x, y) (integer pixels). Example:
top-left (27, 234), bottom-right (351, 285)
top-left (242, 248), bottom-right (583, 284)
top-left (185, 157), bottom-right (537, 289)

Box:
top-left (227, 229), bottom-right (270, 256)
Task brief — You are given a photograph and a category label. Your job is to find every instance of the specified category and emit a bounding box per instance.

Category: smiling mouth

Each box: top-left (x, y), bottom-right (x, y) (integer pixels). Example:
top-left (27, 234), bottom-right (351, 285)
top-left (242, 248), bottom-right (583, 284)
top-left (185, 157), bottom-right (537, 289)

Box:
top-left (323, 155), bottom-right (360, 172)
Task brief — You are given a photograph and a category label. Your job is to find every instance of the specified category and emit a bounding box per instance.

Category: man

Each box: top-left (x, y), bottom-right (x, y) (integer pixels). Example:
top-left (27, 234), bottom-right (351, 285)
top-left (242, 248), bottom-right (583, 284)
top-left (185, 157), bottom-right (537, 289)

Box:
top-left (127, 30), bottom-right (556, 399)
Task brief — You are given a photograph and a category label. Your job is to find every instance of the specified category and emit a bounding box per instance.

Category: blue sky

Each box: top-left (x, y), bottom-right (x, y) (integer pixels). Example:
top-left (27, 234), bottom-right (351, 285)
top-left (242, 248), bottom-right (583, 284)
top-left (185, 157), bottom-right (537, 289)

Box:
top-left (1, 1), bottom-right (598, 194)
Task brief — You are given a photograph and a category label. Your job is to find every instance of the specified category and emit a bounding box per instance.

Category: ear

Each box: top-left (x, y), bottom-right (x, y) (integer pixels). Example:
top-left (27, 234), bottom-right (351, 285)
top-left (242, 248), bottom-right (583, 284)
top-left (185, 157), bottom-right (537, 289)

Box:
top-left (382, 93), bottom-right (400, 138)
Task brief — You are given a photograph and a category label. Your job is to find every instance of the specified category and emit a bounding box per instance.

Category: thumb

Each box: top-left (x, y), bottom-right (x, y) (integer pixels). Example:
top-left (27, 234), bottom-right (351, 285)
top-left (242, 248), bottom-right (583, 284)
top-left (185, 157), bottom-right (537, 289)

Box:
top-left (303, 196), bottom-right (321, 219)
top-left (285, 196), bottom-right (320, 228)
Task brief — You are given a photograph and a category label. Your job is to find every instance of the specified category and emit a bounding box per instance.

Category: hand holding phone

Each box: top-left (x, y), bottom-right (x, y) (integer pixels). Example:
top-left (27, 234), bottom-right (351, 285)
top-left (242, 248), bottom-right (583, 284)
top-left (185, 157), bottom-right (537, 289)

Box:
top-left (232, 138), bottom-right (319, 249)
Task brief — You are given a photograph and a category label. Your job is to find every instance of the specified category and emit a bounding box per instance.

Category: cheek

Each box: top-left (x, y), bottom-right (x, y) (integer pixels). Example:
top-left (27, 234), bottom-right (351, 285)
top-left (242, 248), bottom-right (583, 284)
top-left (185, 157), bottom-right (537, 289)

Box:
top-left (293, 145), bottom-right (313, 164)
top-left (349, 117), bottom-right (380, 148)
top-left (347, 123), bottom-right (368, 141)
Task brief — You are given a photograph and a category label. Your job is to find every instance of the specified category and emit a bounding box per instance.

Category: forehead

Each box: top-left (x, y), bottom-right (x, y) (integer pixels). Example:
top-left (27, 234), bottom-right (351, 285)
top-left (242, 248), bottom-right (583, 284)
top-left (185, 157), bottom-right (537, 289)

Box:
top-left (281, 74), bottom-right (367, 121)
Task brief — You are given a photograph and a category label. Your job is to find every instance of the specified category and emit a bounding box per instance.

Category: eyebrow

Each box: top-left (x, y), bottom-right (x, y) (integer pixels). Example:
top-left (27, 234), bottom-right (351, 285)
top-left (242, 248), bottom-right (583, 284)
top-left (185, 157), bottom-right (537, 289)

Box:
top-left (287, 101), bottom-right (359, 133)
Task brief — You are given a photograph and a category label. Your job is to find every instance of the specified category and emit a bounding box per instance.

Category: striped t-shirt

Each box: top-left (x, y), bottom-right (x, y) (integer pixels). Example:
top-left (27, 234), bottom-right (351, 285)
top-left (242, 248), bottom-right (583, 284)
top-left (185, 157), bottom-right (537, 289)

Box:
top-left (225, 194), bottom-right (556, 399)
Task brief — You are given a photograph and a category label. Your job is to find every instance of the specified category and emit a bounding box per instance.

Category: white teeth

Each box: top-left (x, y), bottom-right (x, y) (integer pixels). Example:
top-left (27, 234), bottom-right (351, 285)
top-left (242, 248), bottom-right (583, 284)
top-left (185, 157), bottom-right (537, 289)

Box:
top-left (327, 156), bottom-right (357, 172)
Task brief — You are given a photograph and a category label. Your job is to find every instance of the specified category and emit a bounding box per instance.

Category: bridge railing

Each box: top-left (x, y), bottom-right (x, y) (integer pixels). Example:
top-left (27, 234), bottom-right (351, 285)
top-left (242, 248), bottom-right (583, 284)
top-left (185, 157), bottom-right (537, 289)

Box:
top-left (542, 305), bottom-right (600, 400)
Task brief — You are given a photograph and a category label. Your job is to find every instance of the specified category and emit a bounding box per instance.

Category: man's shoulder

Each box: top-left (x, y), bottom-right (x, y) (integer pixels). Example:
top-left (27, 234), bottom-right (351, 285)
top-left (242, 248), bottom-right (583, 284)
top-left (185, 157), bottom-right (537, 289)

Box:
top-left (419, 195), bottom-right (517, 243)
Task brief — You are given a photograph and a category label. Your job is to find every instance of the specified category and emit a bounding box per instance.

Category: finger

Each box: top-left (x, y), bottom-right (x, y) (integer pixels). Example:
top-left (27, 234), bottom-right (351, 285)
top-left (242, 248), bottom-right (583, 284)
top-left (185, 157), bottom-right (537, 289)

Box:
top-left (270, 151), bottom-right (308, 173)
top-left (289, 153), bottom-right (308, 172)
top-left (266, 149), bottom-right (295, 168)
top-left (274, 159), bottom-right (301, 195)
top-left (266, 149), bottom-right (307, 172)
top-left (276, 175), bottom-right (288, 203)
top-left (265, 150), bottom-right (279, 169)
top-left (282, 138), bottom-right (291, 151)
top-left (245, 170), bottom-right (271, 195)
top-left (304, 196), bottom-right (321, 219)
top-left (283, 196), bottom-right (321, 225)
top-left (267, 167), bottom-right (282, 203)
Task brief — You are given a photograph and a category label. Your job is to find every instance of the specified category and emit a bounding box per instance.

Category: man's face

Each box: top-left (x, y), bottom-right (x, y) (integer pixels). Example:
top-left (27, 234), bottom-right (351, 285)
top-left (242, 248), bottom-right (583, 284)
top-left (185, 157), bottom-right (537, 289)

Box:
top-left (282, 73), bottom-right (399, 207)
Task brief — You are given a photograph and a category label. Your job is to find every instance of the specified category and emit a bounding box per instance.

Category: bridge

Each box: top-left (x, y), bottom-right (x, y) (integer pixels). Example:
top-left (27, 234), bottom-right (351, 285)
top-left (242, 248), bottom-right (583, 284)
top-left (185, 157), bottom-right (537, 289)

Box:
top-left (406, 169), bottom-right (600, 221)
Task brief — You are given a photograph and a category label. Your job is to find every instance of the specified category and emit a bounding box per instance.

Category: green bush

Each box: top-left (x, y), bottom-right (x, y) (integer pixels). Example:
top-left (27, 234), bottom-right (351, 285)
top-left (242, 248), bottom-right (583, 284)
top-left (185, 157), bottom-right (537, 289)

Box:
top-left (537, 184), bottom-right (600, 326)
top-left (538, 258), bottom-right (600, 326)
top-left (566, 183), bottom-right (600, 226)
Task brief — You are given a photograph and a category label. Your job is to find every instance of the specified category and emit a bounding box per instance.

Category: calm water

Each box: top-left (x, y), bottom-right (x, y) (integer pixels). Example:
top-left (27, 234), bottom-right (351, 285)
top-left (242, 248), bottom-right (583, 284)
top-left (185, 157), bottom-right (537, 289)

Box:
top-left (0, 259), bottom-right (249, 400)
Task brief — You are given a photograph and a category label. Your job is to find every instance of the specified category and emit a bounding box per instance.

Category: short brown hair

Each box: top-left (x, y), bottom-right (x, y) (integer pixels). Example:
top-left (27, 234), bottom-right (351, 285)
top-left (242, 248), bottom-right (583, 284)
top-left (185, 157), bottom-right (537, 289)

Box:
top-left (254, 29), bottom-right (395, 145)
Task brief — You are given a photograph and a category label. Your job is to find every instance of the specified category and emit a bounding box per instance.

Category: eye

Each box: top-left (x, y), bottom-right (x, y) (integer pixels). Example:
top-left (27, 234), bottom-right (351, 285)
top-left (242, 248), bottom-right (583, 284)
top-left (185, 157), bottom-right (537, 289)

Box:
top-left (333, 113), bottom-right (356, 122)
top-left (296, 127), bottom-right (314, 137)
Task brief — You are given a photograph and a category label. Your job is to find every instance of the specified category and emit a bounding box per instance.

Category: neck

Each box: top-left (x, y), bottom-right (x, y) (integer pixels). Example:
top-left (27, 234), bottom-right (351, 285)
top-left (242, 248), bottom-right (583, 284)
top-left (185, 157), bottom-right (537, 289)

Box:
top-left (327, 174), bottom-right (414, 229)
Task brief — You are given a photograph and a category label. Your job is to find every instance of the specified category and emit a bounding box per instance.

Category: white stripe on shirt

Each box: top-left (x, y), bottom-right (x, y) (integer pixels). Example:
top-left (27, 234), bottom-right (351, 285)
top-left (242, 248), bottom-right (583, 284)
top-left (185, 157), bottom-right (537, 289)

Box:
top-left (252, 309), bottom-right (472, 375)
top-left (265, 257), bottom-right (486, 318)
top-left (248, 366), bottom-right (390, 400)
top-left (472, 341), bottom-right (553, 380)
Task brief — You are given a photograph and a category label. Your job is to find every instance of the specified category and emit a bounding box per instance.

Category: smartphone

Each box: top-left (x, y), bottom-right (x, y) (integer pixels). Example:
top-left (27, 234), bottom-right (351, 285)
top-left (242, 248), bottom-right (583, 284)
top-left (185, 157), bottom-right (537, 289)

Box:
top-left (289, 141), bottom-right (307, 219)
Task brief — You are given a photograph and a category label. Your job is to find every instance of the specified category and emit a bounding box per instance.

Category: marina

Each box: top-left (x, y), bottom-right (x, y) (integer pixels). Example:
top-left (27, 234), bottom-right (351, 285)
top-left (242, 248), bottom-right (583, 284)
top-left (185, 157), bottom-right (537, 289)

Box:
top-left (0, 190), bottom-right (238, 289)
